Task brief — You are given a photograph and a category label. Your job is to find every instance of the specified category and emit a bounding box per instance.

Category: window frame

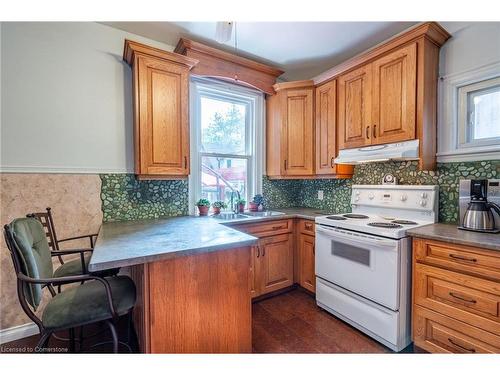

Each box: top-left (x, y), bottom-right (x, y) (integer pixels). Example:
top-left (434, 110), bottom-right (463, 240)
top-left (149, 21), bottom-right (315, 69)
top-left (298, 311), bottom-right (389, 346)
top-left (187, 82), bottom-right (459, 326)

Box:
top-left (189, 77), bottom-right (264, 214)
top-left (457, 76), bottom-right (500, 149)
top-left (437, 61), bottom-right (500, 162)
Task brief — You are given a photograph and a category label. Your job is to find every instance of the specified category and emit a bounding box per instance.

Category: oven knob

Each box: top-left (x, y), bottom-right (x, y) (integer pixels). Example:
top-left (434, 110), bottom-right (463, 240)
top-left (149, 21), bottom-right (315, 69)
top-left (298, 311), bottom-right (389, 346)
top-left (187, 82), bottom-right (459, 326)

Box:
top-left (420, 192), bottom-right (428, 199)
top-left (355, 197), bottom-right (360, 202)
top-left (419, 200), bottom-right (427, 207)
top-left (400, 194), bottom-right (407, 202)
top-left (368, 193), bottom-right (374, 200)
top-left (355, 191), bottom-right (360, 195)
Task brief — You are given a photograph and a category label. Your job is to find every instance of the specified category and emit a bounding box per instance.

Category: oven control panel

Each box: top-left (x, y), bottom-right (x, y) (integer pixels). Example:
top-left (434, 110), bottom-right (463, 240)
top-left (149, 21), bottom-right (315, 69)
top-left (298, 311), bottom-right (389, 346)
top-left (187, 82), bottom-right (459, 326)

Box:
top-left (351, 185), bottom-right (438, 212)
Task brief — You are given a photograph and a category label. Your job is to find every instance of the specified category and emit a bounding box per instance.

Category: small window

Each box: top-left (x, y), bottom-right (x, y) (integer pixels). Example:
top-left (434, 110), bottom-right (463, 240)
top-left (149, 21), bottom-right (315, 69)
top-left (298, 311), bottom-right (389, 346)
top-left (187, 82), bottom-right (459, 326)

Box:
top-left (458, 76), bottom-right (500, 148)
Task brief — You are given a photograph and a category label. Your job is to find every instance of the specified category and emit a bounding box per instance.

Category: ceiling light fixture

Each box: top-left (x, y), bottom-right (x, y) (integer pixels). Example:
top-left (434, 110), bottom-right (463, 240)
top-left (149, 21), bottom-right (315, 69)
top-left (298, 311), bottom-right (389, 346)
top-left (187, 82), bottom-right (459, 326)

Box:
top-left (215, 21), bottom-right (233, 43)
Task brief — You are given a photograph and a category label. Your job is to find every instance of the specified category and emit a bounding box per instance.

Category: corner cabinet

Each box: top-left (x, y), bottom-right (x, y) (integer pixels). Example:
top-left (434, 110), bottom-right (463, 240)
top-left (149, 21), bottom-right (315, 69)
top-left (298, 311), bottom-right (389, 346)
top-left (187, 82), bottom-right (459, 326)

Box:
top-left (266, 80), bottom-right (353, 179)
top-left (123, 40), bottom-right (198, 179)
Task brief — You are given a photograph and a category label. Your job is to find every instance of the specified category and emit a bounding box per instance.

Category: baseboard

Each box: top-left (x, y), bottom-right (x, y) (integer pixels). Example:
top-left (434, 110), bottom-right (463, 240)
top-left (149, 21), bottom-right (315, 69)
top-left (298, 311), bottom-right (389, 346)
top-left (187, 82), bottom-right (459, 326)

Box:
top-left (0, 322), bottom-right (39, 344)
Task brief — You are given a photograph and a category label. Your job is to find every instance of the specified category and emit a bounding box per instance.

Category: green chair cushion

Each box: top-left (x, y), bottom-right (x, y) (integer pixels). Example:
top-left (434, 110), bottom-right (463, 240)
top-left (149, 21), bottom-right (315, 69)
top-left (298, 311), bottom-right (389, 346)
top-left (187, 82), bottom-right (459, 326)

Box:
top-left (8, 217), bottom-right (53, 310)
top-left (53, 255), bottom-right (91, 278)
top-left (42, 276), bottom-right (136, 329)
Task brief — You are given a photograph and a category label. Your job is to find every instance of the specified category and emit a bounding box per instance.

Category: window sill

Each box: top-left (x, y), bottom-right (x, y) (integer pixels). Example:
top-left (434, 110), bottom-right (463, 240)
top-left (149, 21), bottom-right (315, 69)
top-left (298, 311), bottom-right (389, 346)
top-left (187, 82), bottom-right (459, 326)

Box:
top-left (436, 147), bottom-right (500, 163)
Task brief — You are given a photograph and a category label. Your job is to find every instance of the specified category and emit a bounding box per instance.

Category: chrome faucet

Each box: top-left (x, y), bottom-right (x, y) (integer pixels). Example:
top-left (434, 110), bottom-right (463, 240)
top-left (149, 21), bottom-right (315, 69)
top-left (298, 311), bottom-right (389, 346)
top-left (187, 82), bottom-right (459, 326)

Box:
top-left (230, 190), bottom-right (241, 214)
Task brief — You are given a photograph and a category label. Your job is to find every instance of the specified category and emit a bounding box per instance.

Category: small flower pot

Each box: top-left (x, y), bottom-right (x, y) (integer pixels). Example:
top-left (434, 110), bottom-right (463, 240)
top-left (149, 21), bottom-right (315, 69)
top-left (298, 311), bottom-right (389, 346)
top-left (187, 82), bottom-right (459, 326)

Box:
top-left (197, 205), bottom-right (209, 216)
top-left (249, 202), bottom-right (259, 212)
top-left (238, 203), bottom-right (245, 213)
top-left (213, 207), bottom-right (221, 215)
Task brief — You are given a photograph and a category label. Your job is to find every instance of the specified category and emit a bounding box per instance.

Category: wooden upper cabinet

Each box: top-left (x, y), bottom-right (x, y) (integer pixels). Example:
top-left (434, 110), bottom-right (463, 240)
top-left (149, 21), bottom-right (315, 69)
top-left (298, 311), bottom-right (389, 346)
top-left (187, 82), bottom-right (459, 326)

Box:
top-left (123, 40), bottom-right (198, 179)
top-left (282, 87), bottom-right (314, 176)
top-left (338, 65), bottom-right (372, 150)
top-left (372, 43), bottom-right (417, 145)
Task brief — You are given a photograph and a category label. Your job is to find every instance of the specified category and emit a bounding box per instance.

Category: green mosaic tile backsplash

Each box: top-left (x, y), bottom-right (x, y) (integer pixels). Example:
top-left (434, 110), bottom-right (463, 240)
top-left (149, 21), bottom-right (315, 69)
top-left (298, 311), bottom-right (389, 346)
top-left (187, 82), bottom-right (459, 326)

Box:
top-left (100, 160), bottom-right (499, 224)
top-left (263, 160), bottom-right (500, 224)
top-left (100, 174), bottom-right (188, 222)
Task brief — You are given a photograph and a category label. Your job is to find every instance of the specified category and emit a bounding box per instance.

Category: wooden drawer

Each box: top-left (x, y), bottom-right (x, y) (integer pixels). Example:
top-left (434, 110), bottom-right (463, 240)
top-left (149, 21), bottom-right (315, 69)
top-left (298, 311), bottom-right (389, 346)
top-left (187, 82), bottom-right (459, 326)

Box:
top-left (298, 219), bottom-right (315, 235)
top-left (414, 263), bottom-right (500, 334)
top-left (414, 238), bottom-right (500, 282)
top-left (234, 219), bottom-right (293, 238)
top-left (413, 306), bottom-right (500, 353)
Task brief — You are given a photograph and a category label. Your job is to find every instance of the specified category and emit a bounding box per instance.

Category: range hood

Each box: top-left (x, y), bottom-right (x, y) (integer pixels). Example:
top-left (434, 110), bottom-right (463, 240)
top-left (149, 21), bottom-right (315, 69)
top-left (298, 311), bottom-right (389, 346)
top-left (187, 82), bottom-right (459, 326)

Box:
top-left (334, 140), bottom-right (420, 164)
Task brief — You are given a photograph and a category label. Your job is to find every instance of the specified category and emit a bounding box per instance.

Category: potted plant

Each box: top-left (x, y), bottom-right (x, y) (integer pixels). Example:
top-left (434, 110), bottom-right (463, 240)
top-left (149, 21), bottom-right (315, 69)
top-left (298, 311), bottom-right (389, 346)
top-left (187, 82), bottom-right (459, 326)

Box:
top-left (212, 201), bottom-right (227, 215)
top-left (236, 198), bottom-right (246, 213)
top-left (249, 194), bottom-right (264, 212)
top-left (196, 198), bottom-right (211, 216)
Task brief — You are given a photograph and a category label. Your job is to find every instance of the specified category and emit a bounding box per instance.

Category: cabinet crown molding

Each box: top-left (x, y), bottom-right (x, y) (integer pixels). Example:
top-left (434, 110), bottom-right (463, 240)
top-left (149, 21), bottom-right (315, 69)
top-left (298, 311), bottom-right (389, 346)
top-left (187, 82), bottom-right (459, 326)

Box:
top-left (313, 21), bottom-right (451, 85)
top-left (273, 80), bottom-right (315, 91)
top-left (123, 39), bottom-right (199, 69)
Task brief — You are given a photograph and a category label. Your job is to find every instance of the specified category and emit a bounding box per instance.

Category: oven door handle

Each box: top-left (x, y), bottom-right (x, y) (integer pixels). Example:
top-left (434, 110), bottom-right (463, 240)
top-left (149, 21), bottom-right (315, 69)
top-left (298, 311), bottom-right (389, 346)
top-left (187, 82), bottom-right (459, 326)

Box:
top-left (316, 226), bottom-right (398, 249)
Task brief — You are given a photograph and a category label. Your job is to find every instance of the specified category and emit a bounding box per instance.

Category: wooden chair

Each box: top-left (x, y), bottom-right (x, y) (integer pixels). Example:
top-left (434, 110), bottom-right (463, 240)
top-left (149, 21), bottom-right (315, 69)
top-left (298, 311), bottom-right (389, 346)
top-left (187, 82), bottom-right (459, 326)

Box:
top-left (3, 217), bottom-right (136, 353)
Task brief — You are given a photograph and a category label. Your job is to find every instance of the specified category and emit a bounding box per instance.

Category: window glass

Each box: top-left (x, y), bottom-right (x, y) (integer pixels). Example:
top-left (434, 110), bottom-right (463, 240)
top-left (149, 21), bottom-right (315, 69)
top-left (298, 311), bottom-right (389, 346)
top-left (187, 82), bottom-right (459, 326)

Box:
top-left (201, 97), bottom-right (246, 155)
top-left (467, 86), bottom-right (500, 142)
top-left (201, 156), bottom-right (247, 205)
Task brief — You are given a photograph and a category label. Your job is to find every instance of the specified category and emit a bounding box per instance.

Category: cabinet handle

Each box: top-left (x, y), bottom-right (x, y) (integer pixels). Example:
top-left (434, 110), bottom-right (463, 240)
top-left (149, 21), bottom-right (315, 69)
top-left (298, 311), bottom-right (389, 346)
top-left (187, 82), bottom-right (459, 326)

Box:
top-left (373, 124), bottom-right (377, 138)
top-left (184, 156), bottom-right (188, 169)
top-left (305, 223), bottom-right (313, 230)
top-left (449, 292), bottom-right (476, 304)
top-left (448, 338), bottom-right (476, 353)
top-left (366, 126), bottom-right (370, 139)
top-left (272, 225), bottom-right (284, 230)
top-left (313, 244), bottom-right (315, 255)
top-left (330, 156), bottom-right (335, 168)
top-left (449, 254), bottom-right (477, 263)
top-left (256, 246), bottom-right (260, 258)
top-left (284, 159), bottom-right (288, 170)
top-left (262, 246), bottom-right (265, 257)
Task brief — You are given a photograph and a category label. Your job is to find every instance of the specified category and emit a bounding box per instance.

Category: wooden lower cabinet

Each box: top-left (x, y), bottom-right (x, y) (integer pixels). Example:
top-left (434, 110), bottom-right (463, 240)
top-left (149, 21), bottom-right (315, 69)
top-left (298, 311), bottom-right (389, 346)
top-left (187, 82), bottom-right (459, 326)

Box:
top-left (298, 233), bottom-right (316, 293)
top-left (130, 247), bottom-right (252, 353)
top-left (412, 237), bottom-right (500, 353)
top-left (258, 234), bottom-right (294, 295)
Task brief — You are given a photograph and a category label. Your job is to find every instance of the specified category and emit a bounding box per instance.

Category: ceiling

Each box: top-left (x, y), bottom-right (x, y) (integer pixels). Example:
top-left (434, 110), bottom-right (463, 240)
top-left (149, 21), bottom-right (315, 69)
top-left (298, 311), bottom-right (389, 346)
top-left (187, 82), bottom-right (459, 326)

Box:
top-left (103, 21), bottom-right (419, 81)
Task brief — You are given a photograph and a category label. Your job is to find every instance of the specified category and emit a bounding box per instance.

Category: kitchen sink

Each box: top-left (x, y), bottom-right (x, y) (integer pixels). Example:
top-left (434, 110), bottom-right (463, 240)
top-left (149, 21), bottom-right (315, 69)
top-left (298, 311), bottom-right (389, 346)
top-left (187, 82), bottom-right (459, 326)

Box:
top-left (243, 211), bottom-right (285, 217)
top-left (212, 213), bottom-right (250, 220)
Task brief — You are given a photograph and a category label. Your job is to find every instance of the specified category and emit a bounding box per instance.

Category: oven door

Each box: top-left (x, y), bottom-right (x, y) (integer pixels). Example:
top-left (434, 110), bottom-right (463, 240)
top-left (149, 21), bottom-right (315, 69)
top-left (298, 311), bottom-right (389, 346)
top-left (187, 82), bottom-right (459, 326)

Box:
top-left (315, 225), bottom-right (401, 310)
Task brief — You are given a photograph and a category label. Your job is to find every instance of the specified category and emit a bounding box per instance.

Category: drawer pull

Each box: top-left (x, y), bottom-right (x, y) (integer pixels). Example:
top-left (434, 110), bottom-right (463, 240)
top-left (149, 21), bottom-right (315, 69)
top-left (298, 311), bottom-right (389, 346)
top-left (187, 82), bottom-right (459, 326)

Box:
top-left (449, 292), bottom-right (476, 304)
top-left (272, 225), bottom-right (284, 230)
top-left (305, 223), bottom-right (313, 230)
top-left (448, 338), bottom-right (476, 353)
top-left (449, 254), bottom-right (477, 263)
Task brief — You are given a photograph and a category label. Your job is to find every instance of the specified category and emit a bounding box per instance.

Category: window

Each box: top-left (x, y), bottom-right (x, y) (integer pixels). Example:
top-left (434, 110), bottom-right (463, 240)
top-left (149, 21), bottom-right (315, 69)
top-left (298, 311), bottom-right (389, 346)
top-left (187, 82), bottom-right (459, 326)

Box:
top-left (189, 78), bottom-right (264, 213)
top-left (458, 76), bottom-right (500, 148)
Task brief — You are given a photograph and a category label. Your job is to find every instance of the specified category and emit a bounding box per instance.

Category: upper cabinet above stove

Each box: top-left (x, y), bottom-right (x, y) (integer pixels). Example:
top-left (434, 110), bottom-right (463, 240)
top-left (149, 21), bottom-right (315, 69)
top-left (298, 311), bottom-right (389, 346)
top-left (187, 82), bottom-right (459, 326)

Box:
top-left (317, 22), bottom-right (451, 171)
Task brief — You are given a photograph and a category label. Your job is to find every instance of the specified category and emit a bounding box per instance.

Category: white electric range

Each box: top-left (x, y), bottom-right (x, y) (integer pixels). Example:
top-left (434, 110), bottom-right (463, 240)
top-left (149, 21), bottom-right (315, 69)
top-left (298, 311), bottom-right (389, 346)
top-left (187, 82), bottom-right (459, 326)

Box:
top-left (314, 184), bottom-right (438, 352)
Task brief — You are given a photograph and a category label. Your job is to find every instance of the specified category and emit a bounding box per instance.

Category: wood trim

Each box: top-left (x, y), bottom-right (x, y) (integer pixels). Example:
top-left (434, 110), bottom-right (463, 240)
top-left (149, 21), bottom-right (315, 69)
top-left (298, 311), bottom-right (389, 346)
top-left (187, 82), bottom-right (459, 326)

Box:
top-left (313, 22), bottom-right (450, 85)
top-left (123, 39), bottom-right (198, 69)
top-left (273, 80), bottom-right (315, 91)
top-left (175, 38), bottom-right (284, 95)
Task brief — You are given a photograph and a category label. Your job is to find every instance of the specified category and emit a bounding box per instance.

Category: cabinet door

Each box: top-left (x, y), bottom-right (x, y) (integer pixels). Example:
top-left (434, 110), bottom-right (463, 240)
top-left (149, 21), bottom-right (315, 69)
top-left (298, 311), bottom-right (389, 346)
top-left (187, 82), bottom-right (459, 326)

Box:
top-left (315, 80), bottom-right (338, 174)
top-left (259, 233), bottom-right (294, 294)
top-left (137, 55), bottom-right (190, 177)
top-left (249, 245), bottom-right (260, 298)
top-left (338, 65), bottom-right (372, 149)
top-left (372, 43), bottom-right (417, 145)
top-left (281, 88), bottom-right (314, 175)
top-left (299, 233), bottom-right (316, 293)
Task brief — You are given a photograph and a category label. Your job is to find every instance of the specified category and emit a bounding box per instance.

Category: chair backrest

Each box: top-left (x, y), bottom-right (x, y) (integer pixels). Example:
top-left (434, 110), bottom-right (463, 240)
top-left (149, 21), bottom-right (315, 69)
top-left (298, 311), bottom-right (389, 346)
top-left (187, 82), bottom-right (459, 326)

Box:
top-left (4, 217), bottom-right (54, 310)
top-left (26, 207), bottom-right (59, 251)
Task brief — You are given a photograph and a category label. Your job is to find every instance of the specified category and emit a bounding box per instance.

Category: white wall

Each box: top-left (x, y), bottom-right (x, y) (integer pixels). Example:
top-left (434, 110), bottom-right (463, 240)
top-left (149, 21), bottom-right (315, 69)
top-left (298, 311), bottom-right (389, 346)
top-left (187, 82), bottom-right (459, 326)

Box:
top-left (437, 22), bottom-right (500, 162)
top-left (0, 22), bottom-right (175, 173)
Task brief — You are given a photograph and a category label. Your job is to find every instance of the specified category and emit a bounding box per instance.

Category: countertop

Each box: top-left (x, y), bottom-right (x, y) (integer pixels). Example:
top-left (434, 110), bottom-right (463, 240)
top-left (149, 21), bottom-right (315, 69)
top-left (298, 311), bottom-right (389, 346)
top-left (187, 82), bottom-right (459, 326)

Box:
top-left (407, 223), bottom-right (500, 251)
top-left (88, 207), bottom-right (327, 272)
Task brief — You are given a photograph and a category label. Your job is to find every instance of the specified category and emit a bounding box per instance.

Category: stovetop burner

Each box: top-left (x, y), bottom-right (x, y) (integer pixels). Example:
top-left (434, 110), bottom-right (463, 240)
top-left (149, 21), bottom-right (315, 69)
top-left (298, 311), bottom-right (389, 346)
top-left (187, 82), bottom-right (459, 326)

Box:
top-left (343, 214), bottom-right (369, 219)
top-left (392, 220), bottom-right (418, 225)
top-left (326, 216), bottom-right (347, 220)
top-left (367, 222), bottom-right (403, 229)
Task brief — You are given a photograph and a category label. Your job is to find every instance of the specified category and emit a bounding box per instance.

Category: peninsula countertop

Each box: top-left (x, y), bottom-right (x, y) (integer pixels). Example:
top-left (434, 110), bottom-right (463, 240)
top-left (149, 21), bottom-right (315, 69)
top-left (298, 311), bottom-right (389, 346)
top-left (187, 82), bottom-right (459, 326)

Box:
top-left (88, 207), bottom-right (328, 272)
top-left (407, 223), bottom-right (500, 251)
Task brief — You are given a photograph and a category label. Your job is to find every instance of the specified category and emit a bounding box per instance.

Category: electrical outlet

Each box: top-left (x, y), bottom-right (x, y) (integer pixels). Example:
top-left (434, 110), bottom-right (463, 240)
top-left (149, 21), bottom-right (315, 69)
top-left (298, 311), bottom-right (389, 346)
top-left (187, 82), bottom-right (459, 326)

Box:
top-left (318, 190), bottom-right (324, 200)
